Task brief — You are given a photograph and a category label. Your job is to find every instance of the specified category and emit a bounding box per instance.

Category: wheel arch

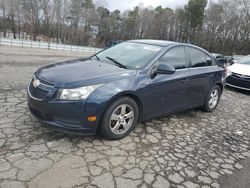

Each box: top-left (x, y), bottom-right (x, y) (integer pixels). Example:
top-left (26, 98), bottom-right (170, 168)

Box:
top-left (100, 91), bottom-right (144, 125)
top-left (214, 82), bottom-right (224, 93)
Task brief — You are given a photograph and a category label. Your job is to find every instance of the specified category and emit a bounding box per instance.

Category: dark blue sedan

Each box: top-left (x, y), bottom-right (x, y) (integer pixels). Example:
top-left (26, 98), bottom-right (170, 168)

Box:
top-left (27, 40), bottom-right (226, 139)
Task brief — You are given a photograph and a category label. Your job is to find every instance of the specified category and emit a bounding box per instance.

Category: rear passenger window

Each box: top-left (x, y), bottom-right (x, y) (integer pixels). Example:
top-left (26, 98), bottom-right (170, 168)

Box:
top-left (188, 48), bottom-right (207, 68)
top-left (159, 47), bottom-right (186, 69)
top-left (206, 55), bottom-right (213, 66)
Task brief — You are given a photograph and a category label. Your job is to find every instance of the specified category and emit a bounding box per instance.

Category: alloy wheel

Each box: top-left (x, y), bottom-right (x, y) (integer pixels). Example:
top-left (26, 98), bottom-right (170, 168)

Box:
top-left (208, 89), bottom-right (219, 109)
top-left (109, 104), bottom-right (134, 135)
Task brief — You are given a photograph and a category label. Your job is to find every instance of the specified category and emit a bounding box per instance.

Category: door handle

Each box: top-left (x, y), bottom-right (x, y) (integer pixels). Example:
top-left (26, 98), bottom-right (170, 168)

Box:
top-left (181, 78), bottom-right (189, 83)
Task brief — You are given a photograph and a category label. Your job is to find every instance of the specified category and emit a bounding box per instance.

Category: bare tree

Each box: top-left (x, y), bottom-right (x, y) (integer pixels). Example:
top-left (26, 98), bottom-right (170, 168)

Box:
top-left (21, 0), bottom-right (43, 40)
top-left (41, 0), bottom-right (55, 47)
top-left (0, 0), bottom-right (7, 37)
top-left (0, 0), bottom-right (250, 54)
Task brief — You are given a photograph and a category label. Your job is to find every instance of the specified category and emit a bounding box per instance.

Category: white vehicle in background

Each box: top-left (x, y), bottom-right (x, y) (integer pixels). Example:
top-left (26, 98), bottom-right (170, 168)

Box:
top-left (226, 55), bottom-right (250, 91)
top-left (232, 55), bottom-right (244, 64)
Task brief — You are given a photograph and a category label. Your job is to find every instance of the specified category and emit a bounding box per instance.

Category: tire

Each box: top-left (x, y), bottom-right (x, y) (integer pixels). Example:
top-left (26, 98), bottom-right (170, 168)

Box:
top-left (202, 85), bottom-right (221, 112)
top-left (99, 97), bottom-right (139, 140)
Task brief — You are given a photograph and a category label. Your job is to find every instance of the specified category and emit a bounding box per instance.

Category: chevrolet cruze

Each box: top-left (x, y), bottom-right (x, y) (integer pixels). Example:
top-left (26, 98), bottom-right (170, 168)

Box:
top-left (27, 40), bottom-right (226, 139)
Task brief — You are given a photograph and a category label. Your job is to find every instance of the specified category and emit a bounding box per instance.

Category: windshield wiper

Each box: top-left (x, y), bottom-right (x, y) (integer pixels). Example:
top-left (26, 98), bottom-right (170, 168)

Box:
top-left (92, 54), bottom-right (100, 61)
top-left (106, 56), bottom-right (127, 69)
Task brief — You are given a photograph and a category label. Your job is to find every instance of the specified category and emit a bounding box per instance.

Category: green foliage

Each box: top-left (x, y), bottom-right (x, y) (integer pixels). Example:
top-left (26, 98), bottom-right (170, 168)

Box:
top-left (82, 0), bottom-right (94, 9)
top-left (97, 6), bottom-right (110, 18)
top-left (127, 6), bottom-right (139, 21)
top-left (185, 0), bottom-right (207, 28)
top-left (111, 10), bottom-right (121, 20)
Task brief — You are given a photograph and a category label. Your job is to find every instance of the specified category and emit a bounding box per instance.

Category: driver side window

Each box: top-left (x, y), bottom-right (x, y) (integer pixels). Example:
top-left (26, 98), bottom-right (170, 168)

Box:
top-left (159, 47), bottom-right (187, 70)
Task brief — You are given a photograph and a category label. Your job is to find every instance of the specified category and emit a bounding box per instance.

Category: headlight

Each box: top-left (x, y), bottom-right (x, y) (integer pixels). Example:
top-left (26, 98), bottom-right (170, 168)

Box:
top-left (226, 69), bottom-right (232, 77)
top-left (57, 84), bottom-right (102, 100)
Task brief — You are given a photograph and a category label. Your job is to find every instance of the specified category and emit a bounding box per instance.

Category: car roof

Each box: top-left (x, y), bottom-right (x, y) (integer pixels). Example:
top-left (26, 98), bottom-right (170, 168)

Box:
top-left (126, 39), bottom-right (214, 58)
top-left (211, 53), bottom-right (222, 56)
top-left (128, 39), bottom-right (178, 47)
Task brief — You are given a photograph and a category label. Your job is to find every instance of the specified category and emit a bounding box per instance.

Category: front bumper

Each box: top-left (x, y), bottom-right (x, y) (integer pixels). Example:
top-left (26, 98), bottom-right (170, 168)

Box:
top-left (28, 92), bottom-right (99, 135)
top-left (226, 74), bottom-right (250, 91)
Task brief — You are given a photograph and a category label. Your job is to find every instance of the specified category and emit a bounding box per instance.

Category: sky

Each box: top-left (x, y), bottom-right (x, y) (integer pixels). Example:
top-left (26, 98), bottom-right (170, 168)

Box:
top-left (102, 0), bottom-right (190, 11)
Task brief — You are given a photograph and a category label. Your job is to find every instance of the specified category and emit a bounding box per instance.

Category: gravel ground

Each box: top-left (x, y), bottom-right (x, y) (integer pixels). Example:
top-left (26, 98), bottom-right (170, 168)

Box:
top-left (0, 46), bottom-right (250, 188)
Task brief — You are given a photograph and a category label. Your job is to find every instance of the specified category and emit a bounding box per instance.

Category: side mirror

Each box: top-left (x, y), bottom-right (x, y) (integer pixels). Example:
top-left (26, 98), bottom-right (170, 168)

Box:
top-left (157, 64), bottom-right (176, 74)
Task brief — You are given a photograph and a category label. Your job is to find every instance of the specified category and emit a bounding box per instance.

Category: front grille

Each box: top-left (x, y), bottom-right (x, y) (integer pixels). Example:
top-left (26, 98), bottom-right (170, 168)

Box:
top-left (29, 82), bottom-right (49, 100)
top-left (231, 73), bottom-right (250, 80)
top-left (226, 75), bottom-right (250, 89)
top-left (28, 77), bottom-right (54, 100)
top-left (39, 77), bottom-right (54, 87)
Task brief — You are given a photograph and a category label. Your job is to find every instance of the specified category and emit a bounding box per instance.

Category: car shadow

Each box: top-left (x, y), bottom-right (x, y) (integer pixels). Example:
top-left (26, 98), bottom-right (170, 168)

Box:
top-left (225, 86), bottom-right (250, 96)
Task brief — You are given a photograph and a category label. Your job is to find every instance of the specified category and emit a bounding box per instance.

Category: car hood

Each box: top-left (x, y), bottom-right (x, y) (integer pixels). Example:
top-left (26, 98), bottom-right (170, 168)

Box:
top-left (36, 59), bottom-right (137, 88)
top-left (228, 63), bottom-right (250, 76)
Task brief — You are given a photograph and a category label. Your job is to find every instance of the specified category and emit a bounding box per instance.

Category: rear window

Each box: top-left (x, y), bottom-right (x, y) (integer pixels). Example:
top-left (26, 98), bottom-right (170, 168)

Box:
top-left (188, 47), bottom-right (207, 68)
top-left (206, 54), bottom-right (216, 66)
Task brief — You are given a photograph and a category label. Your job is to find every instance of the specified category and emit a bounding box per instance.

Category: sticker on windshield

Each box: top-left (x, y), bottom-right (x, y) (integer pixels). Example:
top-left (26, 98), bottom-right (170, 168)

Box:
top-left (143, 46), bottom-right (161, 51)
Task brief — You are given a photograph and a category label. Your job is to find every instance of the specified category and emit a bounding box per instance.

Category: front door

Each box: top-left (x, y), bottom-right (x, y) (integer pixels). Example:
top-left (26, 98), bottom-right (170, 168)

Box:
top-left (142, 46), bottom-right (190, 118)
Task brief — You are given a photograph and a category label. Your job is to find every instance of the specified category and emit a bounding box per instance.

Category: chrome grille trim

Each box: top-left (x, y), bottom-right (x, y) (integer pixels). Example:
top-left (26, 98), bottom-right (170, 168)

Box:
top-left (231, 72), bottom-right (250, 79)
top-left (28, 76), bottom-right (55, 101)
top-left (33, 75), bottom-right (54, 88)
top-left (27, 80), bottom-right (43, 101)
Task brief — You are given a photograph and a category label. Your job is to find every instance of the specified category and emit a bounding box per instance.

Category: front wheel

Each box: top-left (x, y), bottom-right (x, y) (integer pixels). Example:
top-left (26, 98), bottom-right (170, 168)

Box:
top-left (202, 85), bottom-right (221, 112)
top-left (99, 97), bottom-right (139, 140)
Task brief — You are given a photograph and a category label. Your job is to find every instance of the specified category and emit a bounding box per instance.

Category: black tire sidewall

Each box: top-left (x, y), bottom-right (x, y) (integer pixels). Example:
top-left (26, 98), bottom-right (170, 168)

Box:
top-left (100, 97), bottom-right (139, 140)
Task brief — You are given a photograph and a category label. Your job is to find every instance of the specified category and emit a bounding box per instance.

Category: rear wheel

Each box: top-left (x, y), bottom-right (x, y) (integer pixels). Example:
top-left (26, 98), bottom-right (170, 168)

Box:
top-left (202, 85), bottom-right (221, 112)
top-left (100, 97), bottom-right (139, 140)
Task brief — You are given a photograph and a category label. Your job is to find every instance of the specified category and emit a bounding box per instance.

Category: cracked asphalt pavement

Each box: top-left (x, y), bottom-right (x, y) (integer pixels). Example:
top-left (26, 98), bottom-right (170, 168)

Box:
top-left (0, 46), bottom-right (250, 188)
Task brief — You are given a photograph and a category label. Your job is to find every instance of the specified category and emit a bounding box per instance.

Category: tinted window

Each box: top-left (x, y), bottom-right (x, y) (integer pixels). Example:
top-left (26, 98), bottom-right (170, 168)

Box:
top-left (188, 47), bottom-right (207, 68)
top-left (159, 47), bottom-right (186, 69)
top-left (206, 55), bottom-right (213, 66)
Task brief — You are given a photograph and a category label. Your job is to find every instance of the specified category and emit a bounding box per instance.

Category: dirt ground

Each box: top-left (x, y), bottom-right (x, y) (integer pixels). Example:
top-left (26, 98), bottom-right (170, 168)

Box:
top-left (0, 46), bottom-right (250, 188)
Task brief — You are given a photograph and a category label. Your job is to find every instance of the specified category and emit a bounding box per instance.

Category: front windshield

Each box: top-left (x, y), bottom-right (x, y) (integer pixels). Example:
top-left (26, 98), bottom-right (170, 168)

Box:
top-left (233, 55), bottom-right (244, 60)
top-left (238, 56), bottom-right (250, 65)
top-left (96, 42), bottom-right (163, 69)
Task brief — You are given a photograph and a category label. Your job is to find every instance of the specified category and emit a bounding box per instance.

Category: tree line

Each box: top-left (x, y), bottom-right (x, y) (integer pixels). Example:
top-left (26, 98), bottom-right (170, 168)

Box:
top-left (0, 0), bottom-right (250, 55)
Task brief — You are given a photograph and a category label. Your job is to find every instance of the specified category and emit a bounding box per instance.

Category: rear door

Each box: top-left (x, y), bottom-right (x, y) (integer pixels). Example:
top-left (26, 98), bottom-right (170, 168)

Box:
top-left (186, 47), bottom-right (214, 105)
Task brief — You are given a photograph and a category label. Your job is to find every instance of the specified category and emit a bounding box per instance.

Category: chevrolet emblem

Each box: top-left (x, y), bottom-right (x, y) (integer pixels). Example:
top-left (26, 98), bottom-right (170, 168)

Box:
top-left (32, 79), bottom-right (40, 88)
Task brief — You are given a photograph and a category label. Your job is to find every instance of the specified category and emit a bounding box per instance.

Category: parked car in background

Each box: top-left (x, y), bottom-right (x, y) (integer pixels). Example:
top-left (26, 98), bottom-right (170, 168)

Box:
top-left (27, 40), bottom-right (226, 139)
top-left (225, 56), bottom-right (234, 65)
top-left (211, 53), bottom-right (224, 59)
top-left (232, 55), bottom-right (244, 64)
top-left (226, 55), bottom-right (250, 91)
top-left (211, 53), bottom-right (227, 66)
